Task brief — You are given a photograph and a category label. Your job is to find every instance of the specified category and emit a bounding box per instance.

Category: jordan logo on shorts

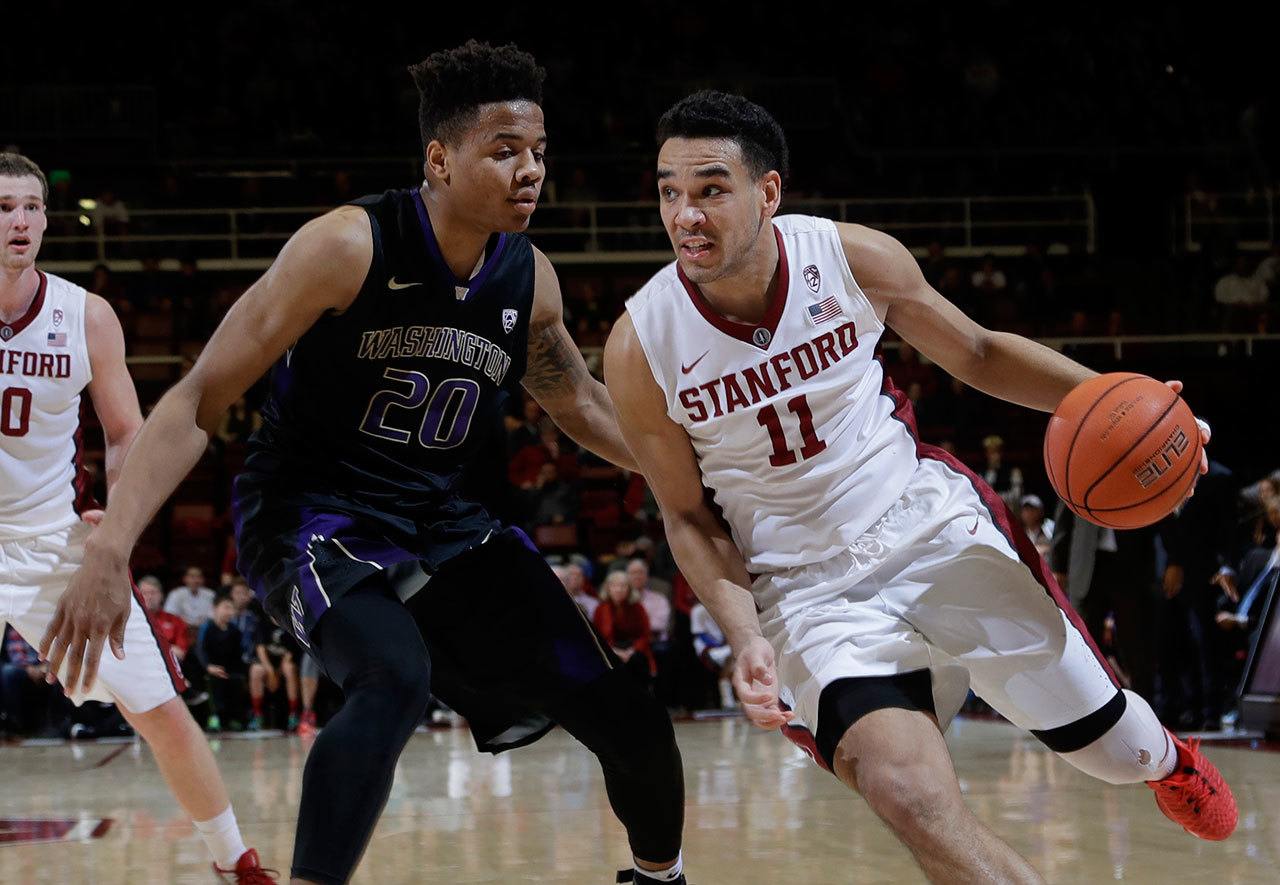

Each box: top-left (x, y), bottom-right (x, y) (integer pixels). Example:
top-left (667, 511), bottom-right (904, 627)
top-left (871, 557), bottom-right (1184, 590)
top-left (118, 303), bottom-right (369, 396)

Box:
top-left (290, 586), bottom-right (311, 648)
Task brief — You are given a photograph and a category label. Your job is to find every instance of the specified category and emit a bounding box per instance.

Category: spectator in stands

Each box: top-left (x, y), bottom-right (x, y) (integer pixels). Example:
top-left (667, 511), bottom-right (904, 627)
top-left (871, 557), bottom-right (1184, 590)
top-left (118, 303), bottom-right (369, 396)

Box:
top-left (1020, 494), bottom-right (1055, 561)
top-left (330, 170), bottom-right (354, 205)
top-left (89, 188), bottom-right (130, 237)
top-left (249, 618), bottom-right (300, 732)
top-left (173, 256), bottom-right (215, 340)
top-left (138, 575), bottom-right (191, 663)
top-left (885, 341), bottom-right (935, 399)
top-left (1, 626), bottom-right (51, 736)
top-left (298, 654), bottom-right (321, 739)
top-left (628, 557), bottom-right (677, 703)
top-left (981, 435), bottom-right (1023, 506)
top-left (531, 462), bottom-right (578, 526)
top-left (971, 254), bottom-right (1008, 294)
top-left (505, 395), bottom-right (544, 455)
top-left (1158, 460), bottom-right (1238, 729)
top-left (1213, 253), bottom-right (1269, 330)
top-left (509, 419), bottom-right (578, 490)
top-left (555, 562), bottom-right (598, 619)
top-left (922, 241), bottom-right (950, 289)
top-left (1257, 242), bottom-right (1280, 299)
top-left (215, 396), bottom-right (262, 447)
top-left (227, 577), bottom-right (260, 667)
top-left (1213, 503), bottom-right (1280, 720)
top-left (593, 571), bottom-right (654, 681)
top-left (197, 596), bottom-right (248, 731)
top-left (88, 263), bottom-right (125, 308)
top-left (1051, 506), bottom-right (1160, 703)
top-left (130, 255), bottom-right (168, 313)
top-left (926, 376), bottom-right (980, 449)
top-left (627, 558), bottom-right (671, 644)
top-left (164, 566), bottom-right (216, 632)
top-left (690, 603), bottom-right (735, 710)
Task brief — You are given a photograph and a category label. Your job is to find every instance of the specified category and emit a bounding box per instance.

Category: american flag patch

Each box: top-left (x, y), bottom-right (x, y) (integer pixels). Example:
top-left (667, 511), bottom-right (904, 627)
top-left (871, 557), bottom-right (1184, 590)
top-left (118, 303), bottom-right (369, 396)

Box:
top-left (806, 296), bottom-right (843, 325)
top-left (47, 332), bottom-right (67, 347)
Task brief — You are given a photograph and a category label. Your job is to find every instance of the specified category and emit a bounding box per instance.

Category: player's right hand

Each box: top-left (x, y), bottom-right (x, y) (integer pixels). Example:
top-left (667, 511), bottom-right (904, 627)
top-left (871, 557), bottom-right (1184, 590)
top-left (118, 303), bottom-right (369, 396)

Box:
top-left (731, 635), bottom-right (794, 730)
top-left (37, 538), bottom-right (131, 697)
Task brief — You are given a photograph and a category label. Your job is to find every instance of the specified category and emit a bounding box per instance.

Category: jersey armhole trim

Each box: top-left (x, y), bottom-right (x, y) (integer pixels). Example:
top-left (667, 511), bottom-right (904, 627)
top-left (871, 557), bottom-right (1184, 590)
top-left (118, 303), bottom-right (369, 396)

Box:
top-left (831, 226), bottom-right (886, 334)
top-left (624, 299), bottom-right (679, 424)
top-left (79, 282), bottom-right (93, 386)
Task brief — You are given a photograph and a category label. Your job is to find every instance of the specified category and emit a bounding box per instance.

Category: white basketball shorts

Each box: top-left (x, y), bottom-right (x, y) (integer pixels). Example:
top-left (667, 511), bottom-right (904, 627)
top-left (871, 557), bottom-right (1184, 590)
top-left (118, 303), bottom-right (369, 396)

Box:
top-left (0, 521), bottom-right (185, 714)
top-left (757, 448), bottom-right (1118, 751)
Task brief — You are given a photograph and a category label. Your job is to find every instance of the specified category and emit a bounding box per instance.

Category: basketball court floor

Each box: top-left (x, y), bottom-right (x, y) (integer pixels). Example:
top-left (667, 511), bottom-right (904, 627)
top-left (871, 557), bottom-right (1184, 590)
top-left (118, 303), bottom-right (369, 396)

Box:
top-left (1, 717), bottom-right (1277, 883)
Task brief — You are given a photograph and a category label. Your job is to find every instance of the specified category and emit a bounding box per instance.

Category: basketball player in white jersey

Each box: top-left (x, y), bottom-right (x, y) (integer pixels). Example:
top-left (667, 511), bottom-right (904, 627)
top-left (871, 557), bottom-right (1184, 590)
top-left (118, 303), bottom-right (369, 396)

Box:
top-left (0, 153), bottom-right (274, 883)
top-left (605, 94), bottom-right (1236, 881)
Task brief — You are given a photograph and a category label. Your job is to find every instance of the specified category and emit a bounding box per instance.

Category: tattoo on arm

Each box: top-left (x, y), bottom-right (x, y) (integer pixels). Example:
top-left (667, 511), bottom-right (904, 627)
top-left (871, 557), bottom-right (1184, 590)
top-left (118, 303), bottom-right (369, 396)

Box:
top-left (524, 319), bottom-right (589, 401)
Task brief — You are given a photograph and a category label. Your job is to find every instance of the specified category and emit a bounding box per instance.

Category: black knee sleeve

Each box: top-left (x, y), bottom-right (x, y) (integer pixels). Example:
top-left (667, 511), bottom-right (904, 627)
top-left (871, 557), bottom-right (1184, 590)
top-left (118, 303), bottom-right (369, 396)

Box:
top-left (1031, 689), bottom-right (1126, 753)
top-left (552, 667), bottom-right (684, 862)
top-left (292, 580), bottom-right (434, 883)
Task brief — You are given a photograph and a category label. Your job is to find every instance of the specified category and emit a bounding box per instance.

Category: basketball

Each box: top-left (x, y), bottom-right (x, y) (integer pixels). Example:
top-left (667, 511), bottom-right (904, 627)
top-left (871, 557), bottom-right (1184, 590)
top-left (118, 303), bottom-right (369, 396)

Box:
top-left (1044, 373), bottom-right (1201, 529)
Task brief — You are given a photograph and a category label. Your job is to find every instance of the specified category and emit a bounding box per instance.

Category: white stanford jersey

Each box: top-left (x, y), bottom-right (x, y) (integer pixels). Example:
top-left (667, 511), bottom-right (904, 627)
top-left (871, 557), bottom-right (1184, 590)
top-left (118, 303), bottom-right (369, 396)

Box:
top-left (0, 271), bottom-right (94, 539)
top-left (627, 215), bottom-right (918, 572)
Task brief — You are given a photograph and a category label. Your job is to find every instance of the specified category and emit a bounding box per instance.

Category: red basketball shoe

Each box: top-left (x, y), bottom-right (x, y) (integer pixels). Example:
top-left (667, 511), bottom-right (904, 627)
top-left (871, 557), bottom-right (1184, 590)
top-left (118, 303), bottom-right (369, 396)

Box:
top-left (213, 848), bottom-right (279, 883)
top-left (1148, 732), bottom-right (1237, 841)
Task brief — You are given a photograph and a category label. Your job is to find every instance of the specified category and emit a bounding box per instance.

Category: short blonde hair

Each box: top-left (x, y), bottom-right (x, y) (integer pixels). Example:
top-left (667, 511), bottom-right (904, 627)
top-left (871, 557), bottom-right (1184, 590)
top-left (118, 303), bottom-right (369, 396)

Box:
top-left (600, 570), bottom-right (639, 604)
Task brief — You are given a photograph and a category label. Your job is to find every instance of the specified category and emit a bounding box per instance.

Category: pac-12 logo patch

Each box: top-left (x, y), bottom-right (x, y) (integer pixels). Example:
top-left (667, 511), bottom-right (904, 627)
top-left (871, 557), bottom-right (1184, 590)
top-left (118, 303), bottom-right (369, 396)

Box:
top-left (52, 309), bottom-right (64, 327)
top-left (502, 308), bottom-right (518, 334)
top-left (803, 264), bottom-right (821, 292)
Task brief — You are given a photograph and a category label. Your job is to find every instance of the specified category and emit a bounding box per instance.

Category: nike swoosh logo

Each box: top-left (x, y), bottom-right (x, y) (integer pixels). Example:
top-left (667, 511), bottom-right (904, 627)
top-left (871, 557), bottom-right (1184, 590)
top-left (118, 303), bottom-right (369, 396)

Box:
top-left (967, 518), bottom-right (980, 535)
top-left (387, 277), bottom-right (422, 290)
top-left (681, 350), bottom-right (711, 375)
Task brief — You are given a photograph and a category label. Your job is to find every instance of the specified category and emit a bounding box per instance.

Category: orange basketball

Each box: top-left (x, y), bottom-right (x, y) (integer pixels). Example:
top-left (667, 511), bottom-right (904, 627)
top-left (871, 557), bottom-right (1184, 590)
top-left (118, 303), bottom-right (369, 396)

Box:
top-left (1044, 373), bottom-right (1201, 529)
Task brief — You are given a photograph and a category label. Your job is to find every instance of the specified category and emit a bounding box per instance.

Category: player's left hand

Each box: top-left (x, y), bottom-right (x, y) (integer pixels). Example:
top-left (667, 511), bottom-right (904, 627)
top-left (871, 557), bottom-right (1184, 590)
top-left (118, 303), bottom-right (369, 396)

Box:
top-left (732, 636), bottom-right (795, 730)
top-left (38, 537), bottom-right (131, 696)
top-left (80, 510), bottom-right (105, 527)
top-left (1163, 380), bottom-right (1210, 473)
top-left (1164, 380), bottom-right (1210, 504)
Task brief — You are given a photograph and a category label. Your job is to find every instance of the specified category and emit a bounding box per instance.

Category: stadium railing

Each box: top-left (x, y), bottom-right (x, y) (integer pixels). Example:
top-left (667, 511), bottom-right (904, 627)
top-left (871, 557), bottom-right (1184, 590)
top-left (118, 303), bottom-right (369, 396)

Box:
top-left (42, 194), bottom-right (1096, 272)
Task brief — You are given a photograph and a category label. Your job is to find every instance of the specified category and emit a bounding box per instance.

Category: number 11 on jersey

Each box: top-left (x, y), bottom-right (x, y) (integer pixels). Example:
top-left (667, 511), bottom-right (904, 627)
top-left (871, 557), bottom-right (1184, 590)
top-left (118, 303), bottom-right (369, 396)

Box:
top-left (757, 394), bottom-right (826, 467)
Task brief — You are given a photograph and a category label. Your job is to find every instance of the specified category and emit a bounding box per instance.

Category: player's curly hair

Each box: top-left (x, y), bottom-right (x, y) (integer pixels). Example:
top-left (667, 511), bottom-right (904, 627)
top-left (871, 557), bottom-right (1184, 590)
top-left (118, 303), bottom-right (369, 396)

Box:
top-left (408, 40), bottom-right (546, 148)
top-left (656, 91), bottom-right (789, 184)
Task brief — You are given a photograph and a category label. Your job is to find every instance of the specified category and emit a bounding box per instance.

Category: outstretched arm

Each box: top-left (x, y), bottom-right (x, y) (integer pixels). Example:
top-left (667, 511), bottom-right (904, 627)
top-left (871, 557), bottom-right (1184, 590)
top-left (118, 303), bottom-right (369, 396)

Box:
top-left (839, 223), bottom-right (1095, 412)
top-left (82, 293), bottom-right (144, 523)
top-left (604, 312), bottom-right (792, 729)
top-left (841, 223), bottom-right (1210, 474)
top-left (40, 207), bottom-right (372, 695)
top-left (523, 248), bottom-right (638, 471)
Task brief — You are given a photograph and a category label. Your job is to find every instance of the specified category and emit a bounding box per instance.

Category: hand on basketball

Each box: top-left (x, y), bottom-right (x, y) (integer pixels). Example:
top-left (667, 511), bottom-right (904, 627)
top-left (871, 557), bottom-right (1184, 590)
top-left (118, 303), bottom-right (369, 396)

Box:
top-left (38, 539), bottom-right (131, 697)
top-left (1163, 380), bottom-right (1211, 484)
top-left (731, 636), bottom-right (794, 729)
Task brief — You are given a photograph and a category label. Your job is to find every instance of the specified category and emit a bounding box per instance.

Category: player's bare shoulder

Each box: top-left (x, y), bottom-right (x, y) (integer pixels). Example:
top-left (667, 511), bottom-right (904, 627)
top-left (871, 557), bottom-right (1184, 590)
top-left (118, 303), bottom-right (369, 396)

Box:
top-left (278, 205), bottom-right (373, 314)
top-left (82, 291), bottom-right (125, 352)
top-left (833, 222), bottom-right (926, 314)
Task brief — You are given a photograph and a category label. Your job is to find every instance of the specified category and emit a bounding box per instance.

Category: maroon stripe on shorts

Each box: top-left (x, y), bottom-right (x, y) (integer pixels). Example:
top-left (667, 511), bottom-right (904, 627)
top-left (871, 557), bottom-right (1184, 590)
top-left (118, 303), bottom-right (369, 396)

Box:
top-left (128, 577), bottom-right (188, 695)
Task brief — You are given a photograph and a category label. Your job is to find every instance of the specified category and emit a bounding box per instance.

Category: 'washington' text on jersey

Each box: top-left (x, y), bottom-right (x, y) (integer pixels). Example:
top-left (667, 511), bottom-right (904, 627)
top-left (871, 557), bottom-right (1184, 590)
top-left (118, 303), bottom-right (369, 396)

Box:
top-left (356, 324), bottom-right (512, 386)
